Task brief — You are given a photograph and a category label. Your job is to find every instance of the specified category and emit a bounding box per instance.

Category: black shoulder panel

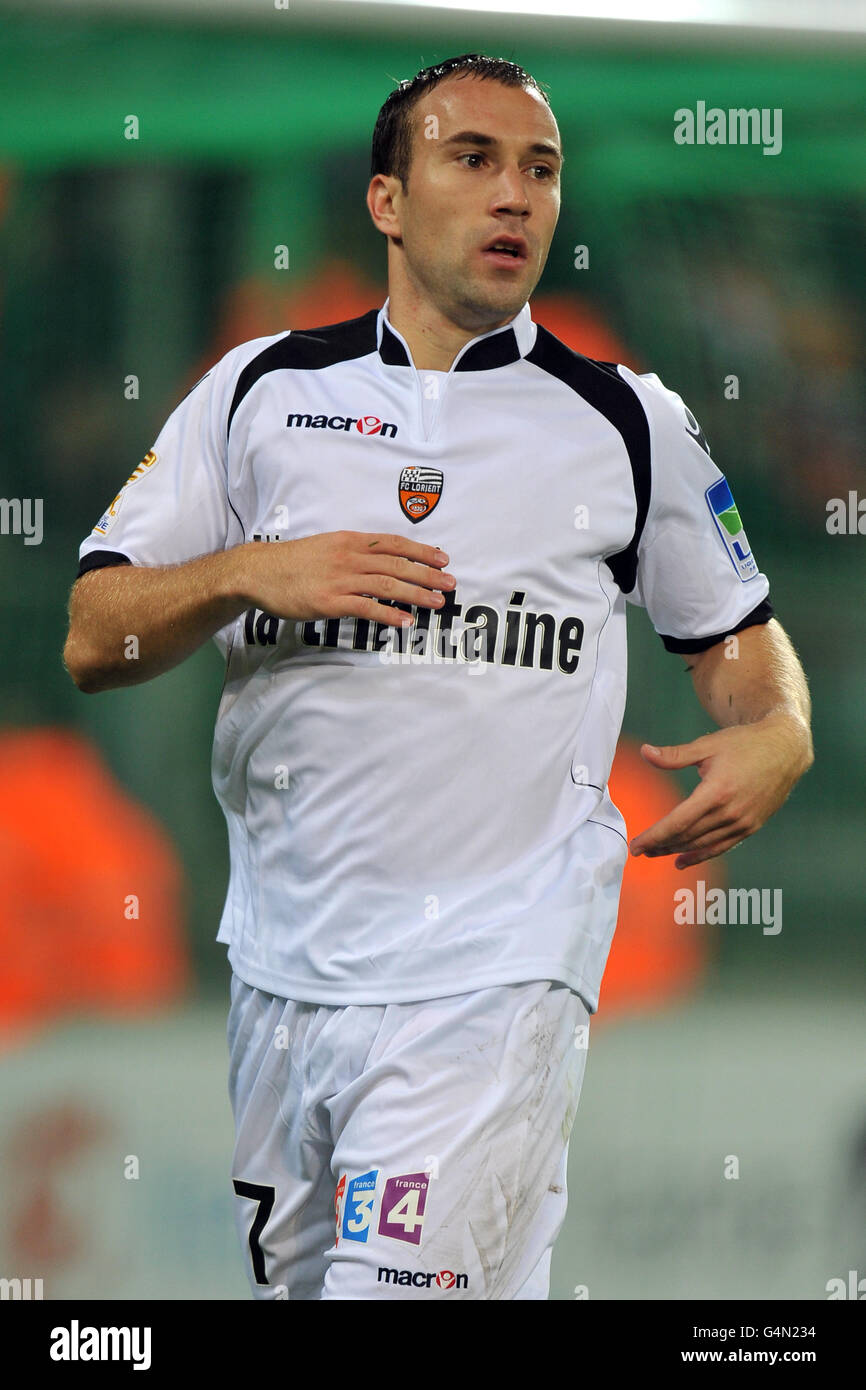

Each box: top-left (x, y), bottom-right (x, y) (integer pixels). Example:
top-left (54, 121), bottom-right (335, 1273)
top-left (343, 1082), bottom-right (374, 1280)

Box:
top-left (226, 309), bottom-right (380, 442)
top-left (524, 330), bottom-right (651, 594)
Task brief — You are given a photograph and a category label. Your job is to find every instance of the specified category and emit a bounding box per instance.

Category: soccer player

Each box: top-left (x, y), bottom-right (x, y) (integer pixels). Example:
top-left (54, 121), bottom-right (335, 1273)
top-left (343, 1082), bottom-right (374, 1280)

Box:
top-left (63, 53), bottom-right (813, 1300)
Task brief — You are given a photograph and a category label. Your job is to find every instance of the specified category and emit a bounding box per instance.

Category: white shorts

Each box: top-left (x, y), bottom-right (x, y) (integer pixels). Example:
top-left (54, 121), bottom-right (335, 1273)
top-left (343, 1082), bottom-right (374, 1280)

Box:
top-left (226, 974), bottom-right (590, 1300)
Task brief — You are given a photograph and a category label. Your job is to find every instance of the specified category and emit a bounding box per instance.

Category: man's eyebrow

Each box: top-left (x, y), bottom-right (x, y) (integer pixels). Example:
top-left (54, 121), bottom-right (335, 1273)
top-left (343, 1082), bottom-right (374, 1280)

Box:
top-left (441, 131), bottom-right (563, 165)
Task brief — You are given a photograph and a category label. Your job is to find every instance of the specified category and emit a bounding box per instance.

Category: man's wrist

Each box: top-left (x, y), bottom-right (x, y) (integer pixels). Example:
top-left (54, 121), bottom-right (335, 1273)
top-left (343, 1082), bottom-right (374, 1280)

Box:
top-left (751, 708), bottom-right (814, 775)
top-left (217, 543), bottom-right (258, 609)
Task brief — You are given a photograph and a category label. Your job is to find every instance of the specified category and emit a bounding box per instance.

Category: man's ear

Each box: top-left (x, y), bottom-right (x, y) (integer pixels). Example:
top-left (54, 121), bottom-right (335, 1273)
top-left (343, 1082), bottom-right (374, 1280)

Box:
top-left (366, 174), bottom-right (403, 240)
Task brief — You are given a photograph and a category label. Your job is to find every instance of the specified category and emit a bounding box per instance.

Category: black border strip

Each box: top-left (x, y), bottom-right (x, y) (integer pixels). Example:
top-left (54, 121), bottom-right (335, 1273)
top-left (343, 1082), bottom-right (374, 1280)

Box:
top-left (76, 550), bottom-right (133, 579)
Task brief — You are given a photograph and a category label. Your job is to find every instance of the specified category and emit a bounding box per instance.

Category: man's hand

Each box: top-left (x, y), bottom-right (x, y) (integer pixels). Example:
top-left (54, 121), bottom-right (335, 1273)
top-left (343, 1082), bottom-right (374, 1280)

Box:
top-left (628, 620), bottom-right (813, 870)
top-left (629, 715), bottom-right (812, 870)
top-left (237, 530), bottom-right (455, 627)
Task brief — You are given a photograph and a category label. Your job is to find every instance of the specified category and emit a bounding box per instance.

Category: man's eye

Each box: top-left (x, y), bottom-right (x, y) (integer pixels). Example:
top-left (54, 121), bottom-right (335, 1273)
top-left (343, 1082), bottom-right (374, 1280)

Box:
top-left (459, 152), bottom-right (485, 167)
top-left (531, 165), bottom-right (554, 180)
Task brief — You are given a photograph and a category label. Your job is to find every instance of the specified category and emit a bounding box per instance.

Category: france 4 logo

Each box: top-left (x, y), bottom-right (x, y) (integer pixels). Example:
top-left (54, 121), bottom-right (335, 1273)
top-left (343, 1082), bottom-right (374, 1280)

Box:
top-left (335, 1169), bottom-right (430, 1248)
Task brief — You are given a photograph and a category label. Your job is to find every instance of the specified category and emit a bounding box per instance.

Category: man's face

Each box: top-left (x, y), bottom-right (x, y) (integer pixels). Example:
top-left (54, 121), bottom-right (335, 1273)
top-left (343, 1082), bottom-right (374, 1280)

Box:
top-left (382, 74), bottom-right (562, 331)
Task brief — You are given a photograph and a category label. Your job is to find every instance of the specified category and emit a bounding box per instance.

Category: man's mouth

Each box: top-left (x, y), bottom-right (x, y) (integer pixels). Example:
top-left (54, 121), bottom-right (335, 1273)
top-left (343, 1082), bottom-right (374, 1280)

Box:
top-left (481, 236), bottom-right (528, 265)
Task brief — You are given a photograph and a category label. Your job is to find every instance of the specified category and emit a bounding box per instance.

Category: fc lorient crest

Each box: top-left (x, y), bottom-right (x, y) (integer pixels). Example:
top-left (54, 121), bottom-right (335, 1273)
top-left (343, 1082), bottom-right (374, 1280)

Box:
top-left (399, 466), bottom-right (443, 524)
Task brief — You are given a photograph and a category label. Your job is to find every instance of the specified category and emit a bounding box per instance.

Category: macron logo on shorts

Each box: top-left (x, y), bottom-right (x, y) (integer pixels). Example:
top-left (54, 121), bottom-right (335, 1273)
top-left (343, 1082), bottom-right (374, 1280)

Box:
top-left (377, 1266), bottom-right (469, 1290)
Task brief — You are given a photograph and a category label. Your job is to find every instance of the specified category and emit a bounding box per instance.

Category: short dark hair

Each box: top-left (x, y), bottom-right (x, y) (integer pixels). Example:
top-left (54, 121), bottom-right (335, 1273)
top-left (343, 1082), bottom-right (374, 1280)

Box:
top-left (370, 53), bottom-right (552, 193)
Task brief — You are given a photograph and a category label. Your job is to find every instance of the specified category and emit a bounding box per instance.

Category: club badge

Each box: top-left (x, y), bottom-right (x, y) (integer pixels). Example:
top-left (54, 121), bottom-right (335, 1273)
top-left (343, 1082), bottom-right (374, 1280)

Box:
top-left (398, 465), bottom-right (443, 524)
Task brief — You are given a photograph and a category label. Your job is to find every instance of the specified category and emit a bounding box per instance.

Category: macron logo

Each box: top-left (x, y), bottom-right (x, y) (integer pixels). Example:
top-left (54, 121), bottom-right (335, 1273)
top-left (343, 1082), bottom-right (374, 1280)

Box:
top-left (378, 1265), bottom-right (469, 1290)
top-left (50, 1320), bottom-right (152, 1371)
top-left (287, 412), bottom-right (398, 439)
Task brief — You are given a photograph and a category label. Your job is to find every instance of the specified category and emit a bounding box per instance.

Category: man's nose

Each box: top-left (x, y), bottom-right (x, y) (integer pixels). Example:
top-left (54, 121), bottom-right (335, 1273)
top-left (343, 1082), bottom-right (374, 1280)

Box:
top-left (491, 168), bottom-right (530, 213)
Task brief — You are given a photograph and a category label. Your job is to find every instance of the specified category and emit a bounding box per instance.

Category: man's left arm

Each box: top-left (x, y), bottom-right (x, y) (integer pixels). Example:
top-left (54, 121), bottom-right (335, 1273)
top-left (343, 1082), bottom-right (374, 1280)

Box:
top-left (628, 618), bottom-right (814, 870)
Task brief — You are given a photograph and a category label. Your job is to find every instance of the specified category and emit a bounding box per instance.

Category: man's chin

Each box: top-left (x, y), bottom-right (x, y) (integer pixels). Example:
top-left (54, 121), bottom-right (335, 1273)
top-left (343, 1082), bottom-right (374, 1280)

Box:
top-left (452, 283), bottom-right (530, 331)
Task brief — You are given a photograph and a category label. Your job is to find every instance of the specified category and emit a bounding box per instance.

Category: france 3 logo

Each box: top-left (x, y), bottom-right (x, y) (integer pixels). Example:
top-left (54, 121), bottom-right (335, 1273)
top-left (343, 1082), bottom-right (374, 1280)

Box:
top-left (335, 1169), bottom-right (430, 1247)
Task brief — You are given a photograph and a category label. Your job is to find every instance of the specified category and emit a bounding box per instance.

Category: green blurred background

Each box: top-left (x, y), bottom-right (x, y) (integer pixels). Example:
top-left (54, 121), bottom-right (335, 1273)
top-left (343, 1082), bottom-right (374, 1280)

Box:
top-left (0, 1), bottom-right (863, 1300)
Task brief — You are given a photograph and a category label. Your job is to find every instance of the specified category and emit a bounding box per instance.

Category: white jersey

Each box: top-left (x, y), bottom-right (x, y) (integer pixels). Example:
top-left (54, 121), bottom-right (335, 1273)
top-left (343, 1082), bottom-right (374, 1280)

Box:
top-left (76, 298), bottom-right (772, 1011)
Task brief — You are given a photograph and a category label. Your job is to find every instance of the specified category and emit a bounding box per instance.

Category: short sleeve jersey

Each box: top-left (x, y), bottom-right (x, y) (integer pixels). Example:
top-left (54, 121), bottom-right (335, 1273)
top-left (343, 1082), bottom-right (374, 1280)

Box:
top-left (76, 299), bottom-right (773, 1012)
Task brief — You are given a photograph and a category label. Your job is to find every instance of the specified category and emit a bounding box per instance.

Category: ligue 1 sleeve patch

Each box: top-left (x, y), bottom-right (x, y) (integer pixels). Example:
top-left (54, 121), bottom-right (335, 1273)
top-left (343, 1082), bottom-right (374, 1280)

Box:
top-left (92, 449), bottom-right (159, 536)
top-left (705, 477), bottom-right (758, 581)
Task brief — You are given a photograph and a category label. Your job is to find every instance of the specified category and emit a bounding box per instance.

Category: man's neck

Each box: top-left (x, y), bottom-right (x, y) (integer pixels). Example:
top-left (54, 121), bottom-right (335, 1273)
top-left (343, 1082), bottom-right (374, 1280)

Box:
top-left (385, 291), bottom-right (518, 373)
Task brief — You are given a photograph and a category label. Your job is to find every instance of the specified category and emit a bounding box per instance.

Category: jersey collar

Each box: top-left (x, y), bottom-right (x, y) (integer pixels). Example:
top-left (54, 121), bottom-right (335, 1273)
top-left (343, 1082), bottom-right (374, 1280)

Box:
top-left (377, 298), bottom-right (535, 371)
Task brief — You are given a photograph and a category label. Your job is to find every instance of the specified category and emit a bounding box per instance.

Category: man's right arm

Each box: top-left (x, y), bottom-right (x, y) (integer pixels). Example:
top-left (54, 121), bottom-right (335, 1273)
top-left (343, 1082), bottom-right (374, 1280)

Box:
top-left (63, 532), bottom-right (454, 695)
top-left (63, 547), bottom-right (252, 694)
